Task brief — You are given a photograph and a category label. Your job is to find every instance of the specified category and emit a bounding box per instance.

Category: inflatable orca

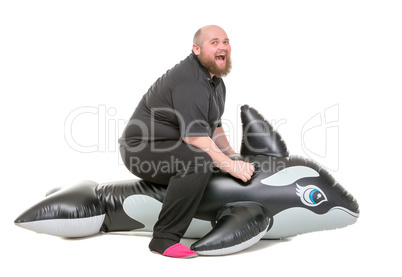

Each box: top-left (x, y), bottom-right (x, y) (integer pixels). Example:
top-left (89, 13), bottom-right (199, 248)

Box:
top-left (14, 105), bottom-right (359, 255)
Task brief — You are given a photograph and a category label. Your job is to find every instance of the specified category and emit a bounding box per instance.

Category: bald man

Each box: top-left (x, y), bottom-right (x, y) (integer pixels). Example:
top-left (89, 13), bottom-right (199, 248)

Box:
top-left (119, 25), bottom-right (255, 258)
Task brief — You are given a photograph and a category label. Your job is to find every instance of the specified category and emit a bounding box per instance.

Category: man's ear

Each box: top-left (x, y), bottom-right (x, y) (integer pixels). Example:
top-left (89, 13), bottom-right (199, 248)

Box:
top-left (192, 44), bottom-right (201, 55)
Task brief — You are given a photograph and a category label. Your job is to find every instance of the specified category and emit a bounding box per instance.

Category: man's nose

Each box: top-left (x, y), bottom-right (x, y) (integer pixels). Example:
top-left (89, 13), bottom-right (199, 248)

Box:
top-left (219, 43), bottom-right (229, 50)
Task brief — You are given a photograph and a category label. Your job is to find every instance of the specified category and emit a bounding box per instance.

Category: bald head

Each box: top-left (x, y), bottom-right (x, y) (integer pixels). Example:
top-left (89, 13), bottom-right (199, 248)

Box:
top-left (193, 25), bottom-right (228, 48)
top-left (192, 25), bottom-right (232, 78)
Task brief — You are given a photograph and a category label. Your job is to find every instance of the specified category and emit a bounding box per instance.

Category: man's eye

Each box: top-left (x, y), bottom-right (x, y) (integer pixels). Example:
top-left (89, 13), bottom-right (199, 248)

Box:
top-left (211, 41), bottom-right (217, 45)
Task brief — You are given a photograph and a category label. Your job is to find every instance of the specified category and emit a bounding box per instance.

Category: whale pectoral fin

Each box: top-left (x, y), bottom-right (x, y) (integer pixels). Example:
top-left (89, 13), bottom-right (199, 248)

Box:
top-left (191, 201), bottom-right (272, 256)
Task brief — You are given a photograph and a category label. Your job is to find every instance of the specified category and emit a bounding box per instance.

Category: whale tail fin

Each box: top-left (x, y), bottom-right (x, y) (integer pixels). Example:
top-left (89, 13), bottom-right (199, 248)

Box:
top-left (240, 105), bottom-right (289, 157)
top-left (14, 180), bottom-right (106, 238)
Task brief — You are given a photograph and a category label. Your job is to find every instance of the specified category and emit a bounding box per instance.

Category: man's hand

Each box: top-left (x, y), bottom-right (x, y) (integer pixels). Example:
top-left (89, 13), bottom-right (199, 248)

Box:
top-left (223, 160), bottom-right (255, 182)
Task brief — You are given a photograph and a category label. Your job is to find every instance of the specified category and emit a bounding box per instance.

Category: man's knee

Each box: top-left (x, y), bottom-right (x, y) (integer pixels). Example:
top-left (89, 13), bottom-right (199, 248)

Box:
top-left (175, 148), bottom-right (214, 177)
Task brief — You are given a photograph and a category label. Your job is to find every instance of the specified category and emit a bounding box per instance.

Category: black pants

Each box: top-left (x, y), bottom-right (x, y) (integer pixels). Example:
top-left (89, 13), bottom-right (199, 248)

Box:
top-left (120, 140), bottom-right (213, 242)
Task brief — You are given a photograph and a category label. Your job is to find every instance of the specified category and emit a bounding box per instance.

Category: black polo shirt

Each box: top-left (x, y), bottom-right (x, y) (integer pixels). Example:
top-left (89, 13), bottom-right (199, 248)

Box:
top-left (119, 52), bottom-right (226, 147)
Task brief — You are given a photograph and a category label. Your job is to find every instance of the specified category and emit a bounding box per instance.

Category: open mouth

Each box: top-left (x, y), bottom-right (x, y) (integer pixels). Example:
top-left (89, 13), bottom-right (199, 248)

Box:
top-left (215, 55), bottom-right (226, 61)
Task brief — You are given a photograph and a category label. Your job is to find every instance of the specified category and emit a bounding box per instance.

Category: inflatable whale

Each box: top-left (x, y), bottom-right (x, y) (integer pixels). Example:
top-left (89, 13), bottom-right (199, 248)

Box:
top-left (14, 105), bottom-right (359, 255)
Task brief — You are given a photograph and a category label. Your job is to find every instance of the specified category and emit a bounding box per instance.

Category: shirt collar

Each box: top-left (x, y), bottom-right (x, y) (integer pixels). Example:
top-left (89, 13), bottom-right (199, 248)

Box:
top-left (191, 51), bottom-right (222, 88)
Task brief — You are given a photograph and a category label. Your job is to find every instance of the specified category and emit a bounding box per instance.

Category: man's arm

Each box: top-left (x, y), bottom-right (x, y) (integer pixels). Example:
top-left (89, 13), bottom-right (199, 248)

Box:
top-left (212, 126), bottom-right (238, 156)
top-left (182, 136), bottom-right (254, 182)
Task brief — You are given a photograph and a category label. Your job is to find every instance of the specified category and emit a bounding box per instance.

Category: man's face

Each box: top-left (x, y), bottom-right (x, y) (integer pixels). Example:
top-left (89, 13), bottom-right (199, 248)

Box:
top-left (194, 27), bottom-right (232, 78)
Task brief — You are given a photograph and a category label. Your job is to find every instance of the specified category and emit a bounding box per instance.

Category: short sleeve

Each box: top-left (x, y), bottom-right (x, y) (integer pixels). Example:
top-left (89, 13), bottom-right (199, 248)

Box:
top-left (172, 82), bottom-right (211, 137)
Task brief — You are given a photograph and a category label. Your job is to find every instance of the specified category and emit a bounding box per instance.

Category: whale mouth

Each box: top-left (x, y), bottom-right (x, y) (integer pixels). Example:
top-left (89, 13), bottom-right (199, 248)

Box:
top-left (329, 206), bottom-right (359, 218)
top-left (263, 206), bottom-right (359, 239)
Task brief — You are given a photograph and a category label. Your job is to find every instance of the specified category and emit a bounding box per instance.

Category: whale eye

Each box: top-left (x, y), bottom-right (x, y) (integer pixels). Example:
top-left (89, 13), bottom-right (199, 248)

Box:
top-left (296, 184), bottom-right (327, 207)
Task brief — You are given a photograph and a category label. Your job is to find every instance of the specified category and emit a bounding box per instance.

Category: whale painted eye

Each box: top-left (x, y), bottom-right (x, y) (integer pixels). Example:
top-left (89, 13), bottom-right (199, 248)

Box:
top-left (296, 184), bottom-right (327, 207)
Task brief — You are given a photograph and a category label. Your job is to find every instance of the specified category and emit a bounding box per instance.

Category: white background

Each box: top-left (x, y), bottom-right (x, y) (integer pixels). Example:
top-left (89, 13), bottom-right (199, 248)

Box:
top-left (1, 0), bottom-right (401, 276)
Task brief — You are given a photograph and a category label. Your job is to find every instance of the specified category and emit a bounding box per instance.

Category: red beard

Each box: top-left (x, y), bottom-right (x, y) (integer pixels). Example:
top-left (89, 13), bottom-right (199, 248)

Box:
top-left (198, 52), bottom-right (232, 78)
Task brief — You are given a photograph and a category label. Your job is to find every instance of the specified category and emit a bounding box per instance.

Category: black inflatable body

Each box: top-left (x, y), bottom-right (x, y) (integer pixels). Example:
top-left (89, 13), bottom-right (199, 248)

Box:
top-left (14, 105), bottom-right (359, 255)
